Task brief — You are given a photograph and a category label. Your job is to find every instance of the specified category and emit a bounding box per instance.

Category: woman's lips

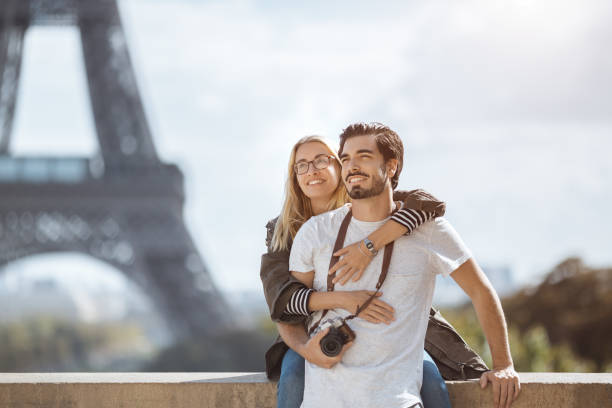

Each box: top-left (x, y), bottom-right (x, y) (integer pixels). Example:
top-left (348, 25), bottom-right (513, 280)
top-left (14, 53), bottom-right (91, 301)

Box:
top-left (307, 179), bottom-right (326, 185)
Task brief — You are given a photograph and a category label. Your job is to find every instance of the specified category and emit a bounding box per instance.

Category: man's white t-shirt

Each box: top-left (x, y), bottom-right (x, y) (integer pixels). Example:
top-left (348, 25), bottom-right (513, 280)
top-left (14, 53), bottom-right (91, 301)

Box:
top-left (289, 204), bottom-right (472, 408)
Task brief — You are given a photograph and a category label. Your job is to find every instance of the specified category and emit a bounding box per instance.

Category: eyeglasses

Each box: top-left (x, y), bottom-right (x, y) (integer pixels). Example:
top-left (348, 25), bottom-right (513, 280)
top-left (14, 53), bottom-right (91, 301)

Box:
top-left (294, 155), bottom-right (335, 175)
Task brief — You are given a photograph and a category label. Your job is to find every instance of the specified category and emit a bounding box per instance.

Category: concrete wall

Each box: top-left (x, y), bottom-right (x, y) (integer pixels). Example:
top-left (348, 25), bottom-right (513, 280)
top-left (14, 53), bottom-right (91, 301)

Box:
top-left (0, 372), bottom-right (611, 407)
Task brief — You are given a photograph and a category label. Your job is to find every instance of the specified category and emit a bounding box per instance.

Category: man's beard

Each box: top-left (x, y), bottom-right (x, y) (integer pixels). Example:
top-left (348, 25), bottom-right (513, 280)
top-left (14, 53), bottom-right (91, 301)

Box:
top-left (346, 166), bottom-right (388, 200)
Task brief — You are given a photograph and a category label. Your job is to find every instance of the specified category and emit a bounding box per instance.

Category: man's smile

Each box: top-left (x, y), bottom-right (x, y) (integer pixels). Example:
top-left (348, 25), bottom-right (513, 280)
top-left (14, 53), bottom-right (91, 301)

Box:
top-left (346, 174), bottom-right (368, 184)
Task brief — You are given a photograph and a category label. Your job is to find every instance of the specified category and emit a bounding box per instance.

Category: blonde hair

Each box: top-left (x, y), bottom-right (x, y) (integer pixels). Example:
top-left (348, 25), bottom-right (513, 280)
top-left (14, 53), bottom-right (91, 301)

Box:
top-left (271, 135), bottom-right (349, 252)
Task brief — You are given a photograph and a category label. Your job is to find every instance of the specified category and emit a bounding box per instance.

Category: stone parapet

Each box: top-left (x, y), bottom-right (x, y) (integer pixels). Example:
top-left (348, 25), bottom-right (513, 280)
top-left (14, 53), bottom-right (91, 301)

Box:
top-left (0, 372), bottom-right (610, 407)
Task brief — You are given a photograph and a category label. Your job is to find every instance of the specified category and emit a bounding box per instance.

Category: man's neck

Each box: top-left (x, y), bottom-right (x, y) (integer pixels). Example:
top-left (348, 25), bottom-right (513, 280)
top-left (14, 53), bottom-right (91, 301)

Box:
top-left (351, 186), bottom-right (395, 222)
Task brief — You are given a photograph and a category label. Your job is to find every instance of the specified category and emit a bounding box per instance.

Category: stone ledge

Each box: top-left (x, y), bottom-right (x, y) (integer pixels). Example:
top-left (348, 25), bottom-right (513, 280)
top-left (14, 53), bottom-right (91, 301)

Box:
top-left (0, 372), bottom-right (610, 408)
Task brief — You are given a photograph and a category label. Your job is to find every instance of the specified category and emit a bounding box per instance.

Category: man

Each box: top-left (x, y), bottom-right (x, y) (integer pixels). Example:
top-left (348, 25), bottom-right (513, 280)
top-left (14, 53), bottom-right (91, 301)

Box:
top-left (288, 122), bottom-right (520, 408)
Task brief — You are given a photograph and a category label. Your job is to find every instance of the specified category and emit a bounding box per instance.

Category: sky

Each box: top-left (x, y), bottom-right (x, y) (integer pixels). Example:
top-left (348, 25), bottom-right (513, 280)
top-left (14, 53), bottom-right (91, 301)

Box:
top-left (6, 0), bottom-right (612, 294)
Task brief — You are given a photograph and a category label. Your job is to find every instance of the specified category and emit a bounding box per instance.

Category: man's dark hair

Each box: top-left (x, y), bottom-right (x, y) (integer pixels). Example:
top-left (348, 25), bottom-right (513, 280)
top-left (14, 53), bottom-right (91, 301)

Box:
top-left (338, 122), bottom-right (404, 189)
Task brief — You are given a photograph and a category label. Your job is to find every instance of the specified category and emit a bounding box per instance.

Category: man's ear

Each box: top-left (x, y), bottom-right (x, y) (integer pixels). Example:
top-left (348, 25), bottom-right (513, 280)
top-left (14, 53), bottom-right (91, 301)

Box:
top-left (387, 159), bottom-right (398, 177)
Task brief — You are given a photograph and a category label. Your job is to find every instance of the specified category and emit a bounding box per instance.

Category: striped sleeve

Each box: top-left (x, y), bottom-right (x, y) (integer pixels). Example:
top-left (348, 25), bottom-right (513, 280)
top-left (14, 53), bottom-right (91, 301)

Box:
top-left (282, 288), bottom-right (314, 316)
top-left (391, 209), bottom-right (435, 234)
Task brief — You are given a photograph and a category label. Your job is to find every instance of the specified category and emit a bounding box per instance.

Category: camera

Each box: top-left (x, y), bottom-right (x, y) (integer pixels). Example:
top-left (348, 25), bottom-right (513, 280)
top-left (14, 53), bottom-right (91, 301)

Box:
top-left (317, 317), bottom-right (356, 357)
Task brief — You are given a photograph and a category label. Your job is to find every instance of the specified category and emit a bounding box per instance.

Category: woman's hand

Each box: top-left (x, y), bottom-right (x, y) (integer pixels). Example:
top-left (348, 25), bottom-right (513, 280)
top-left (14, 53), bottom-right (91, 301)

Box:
top-left (329, 241), bottom-right (374, 285)
top-left (337, 291), bottom-right (395, 324)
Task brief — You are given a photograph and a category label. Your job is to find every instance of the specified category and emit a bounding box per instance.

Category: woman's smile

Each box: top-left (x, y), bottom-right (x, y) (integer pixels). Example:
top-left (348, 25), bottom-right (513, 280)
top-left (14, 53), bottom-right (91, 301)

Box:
top-left (307, 178), bottom-right (326, 186)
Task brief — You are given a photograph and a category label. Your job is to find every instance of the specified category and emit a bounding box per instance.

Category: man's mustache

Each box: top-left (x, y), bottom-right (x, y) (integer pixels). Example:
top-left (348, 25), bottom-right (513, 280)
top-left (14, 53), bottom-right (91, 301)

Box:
top-left (345, 172), bottom-right (369, 182)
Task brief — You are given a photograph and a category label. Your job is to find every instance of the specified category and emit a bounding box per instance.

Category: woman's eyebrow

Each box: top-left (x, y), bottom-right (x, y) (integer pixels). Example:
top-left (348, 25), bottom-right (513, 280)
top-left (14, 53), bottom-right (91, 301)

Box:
top-left (297, 153), bottom-right (329, 163)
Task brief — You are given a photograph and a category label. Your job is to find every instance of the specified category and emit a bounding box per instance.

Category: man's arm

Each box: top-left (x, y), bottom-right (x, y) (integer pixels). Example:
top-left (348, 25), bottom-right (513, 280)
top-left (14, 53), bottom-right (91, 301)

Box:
top-left (452, 258), bottom-right (521, 408)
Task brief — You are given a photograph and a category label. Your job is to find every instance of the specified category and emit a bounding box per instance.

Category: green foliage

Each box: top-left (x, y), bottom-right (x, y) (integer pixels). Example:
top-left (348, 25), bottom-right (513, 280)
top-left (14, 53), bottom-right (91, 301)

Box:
top-left (145, 327), bottom-right (276, 372)
top-left (512, 326), bottom-right (596, 372)
top-left (439, 258), bottom-right (612, 373)
top-left (503, 258), bottom-right (612, 371)
top-left (0, 316), bottom-right (154, 371)
top-left (440, 306), bottom-right (601, 372)
top-left (0, 313), bottom-right (278, 372)
top-left (3, 257), bottom-right (610, 373)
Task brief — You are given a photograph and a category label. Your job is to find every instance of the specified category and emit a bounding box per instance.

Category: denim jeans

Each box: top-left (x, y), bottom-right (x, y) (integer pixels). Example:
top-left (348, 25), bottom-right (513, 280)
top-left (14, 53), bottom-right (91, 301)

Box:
top-left (277, 348), bottom-right (451, 408)
top-left (421, 349), bottom-right (451, 408)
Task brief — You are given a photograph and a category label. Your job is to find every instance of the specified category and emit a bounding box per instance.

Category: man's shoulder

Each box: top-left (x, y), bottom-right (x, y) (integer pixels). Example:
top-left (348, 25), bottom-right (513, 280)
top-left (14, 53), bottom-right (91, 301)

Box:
top-left (429, 216), bottom-right (452, 232)
top-left (295, 205), bottom-right (350, 246)
top-left (422, 216), bottom-right (467, 250)
top-left (393, 215), bottom-right (451, 247)
top-left (416, 216), bottom-right (453, 236)
top-left (426, 215), bottom-right (449, 228)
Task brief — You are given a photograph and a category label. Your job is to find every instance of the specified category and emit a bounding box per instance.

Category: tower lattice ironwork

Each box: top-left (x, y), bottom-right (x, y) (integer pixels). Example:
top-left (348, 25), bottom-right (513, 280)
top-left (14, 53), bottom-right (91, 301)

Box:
top-left (0, 0), bottom-right (234, 340)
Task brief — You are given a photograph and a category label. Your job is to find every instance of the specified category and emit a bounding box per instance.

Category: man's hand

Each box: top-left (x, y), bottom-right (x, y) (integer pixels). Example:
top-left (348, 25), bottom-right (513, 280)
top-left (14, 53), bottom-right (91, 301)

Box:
top-left (337, 291), bottom-right (395, 324)
top-left (298, 327), bottom-right (353, 369)
top-left (329, 241), bottom-right (373, 285)
top-left (479, 366), bottom-right (521, 408)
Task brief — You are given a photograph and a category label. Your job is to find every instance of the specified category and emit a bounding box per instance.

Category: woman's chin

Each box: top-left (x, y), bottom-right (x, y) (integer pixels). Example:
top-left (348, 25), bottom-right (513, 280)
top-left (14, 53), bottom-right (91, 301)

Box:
top-left (305, 189), bottom-right (335, 202)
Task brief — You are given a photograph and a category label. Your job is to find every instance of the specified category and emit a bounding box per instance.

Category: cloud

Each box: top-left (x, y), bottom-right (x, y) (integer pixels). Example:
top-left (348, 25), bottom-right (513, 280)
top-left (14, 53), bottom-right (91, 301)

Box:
top-left (402, 0), bottom-right (612, 123)
top-left (7, 0), bottom-right (612, 292)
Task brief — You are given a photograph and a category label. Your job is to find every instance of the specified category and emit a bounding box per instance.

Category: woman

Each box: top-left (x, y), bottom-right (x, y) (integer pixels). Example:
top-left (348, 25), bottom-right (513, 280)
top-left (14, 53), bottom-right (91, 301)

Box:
top-left (261, 135), bottom-right (451, 408)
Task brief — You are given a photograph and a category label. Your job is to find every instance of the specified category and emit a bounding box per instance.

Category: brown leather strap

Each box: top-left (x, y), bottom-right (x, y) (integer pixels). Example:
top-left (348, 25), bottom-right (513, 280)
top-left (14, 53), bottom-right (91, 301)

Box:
top-left (310, 209), bottom-right (353, 331)
top-left (378, 240), bottom-right (394, 290)
top-left (327, 209), bottom-right (354, 292)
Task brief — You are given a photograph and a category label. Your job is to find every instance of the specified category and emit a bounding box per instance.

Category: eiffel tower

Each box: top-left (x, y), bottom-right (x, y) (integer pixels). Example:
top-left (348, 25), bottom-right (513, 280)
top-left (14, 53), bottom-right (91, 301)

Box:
top-left (0, 0), bottom-right (234, 340)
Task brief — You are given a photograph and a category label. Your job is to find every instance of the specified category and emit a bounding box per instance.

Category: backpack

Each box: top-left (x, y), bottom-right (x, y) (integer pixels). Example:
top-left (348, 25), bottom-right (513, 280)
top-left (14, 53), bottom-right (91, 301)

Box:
top-left (425, 307), bottom-right (490, 380)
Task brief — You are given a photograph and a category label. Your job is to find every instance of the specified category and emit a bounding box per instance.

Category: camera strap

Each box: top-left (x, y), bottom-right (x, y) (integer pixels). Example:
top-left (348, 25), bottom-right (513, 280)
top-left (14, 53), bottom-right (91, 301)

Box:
top-left (345, 239), bottom-right (394, 322)
top-left (309, 205), bottom-right (397, 334)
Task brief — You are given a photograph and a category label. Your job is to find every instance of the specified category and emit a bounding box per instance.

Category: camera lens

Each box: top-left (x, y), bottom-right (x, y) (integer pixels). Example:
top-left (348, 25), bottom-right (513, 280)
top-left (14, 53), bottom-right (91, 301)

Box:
top-left (320, 331), bottom-right (344, 357)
